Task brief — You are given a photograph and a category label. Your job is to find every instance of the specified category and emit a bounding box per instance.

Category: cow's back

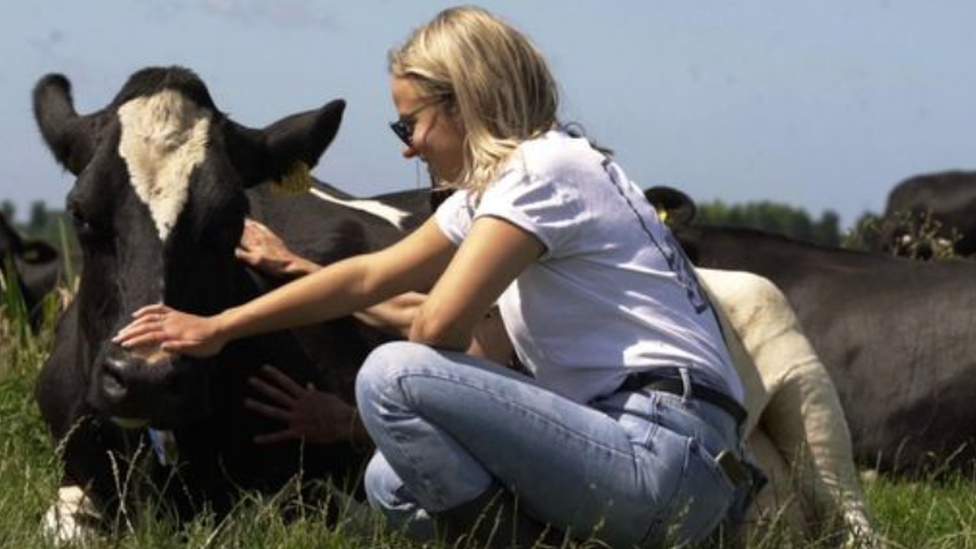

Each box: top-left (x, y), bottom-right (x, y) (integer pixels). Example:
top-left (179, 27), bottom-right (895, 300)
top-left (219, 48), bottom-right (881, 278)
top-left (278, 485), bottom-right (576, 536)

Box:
top-left (676, 224), bottom-right (976, 471)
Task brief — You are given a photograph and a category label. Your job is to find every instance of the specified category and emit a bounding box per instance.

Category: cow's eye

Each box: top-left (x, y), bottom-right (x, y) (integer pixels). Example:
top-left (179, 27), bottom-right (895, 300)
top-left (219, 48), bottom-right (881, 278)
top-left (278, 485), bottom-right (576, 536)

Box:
top-left (68, 203), bottom-right (109, 243)
top-left (69, 206), bottom-right (93, 234)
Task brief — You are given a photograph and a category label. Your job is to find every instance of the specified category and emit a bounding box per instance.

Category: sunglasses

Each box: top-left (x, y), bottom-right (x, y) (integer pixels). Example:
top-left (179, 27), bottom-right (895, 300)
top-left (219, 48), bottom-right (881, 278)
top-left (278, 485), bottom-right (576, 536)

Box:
top-left (389, 100), bottom-right (441, 146)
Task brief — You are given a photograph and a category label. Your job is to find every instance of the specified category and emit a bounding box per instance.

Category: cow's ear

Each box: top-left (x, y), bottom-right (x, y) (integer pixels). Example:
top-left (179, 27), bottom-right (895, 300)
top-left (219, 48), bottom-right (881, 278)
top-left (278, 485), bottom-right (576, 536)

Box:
top-left (33, 74), bottom-right (102, 176)
top-left (644, 186), bottom-right (698, 227)
top-left (262, 99), bottom-right (346, 181)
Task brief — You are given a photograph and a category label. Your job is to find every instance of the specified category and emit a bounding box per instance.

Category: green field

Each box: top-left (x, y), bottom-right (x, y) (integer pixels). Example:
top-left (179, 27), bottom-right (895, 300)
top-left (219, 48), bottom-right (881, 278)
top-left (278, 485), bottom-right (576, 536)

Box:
top-left (1, 287), bottom-right (974, 549)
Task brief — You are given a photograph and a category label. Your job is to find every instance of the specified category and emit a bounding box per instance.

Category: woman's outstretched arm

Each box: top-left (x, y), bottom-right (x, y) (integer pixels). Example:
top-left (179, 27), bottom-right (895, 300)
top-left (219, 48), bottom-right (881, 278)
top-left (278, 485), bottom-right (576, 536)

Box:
top-left (113, 217), bottom-right (455, 356)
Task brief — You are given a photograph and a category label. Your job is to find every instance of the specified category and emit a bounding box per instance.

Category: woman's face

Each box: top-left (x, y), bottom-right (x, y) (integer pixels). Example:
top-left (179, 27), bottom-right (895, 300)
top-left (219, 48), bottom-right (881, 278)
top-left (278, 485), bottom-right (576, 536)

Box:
top-left (391, 77), bottom-right (464, 184)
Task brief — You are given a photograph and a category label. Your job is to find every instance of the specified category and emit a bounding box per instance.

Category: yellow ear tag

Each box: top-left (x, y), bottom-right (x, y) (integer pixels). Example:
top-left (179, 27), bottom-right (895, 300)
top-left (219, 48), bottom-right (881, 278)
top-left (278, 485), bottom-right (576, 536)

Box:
top-left (273, 162), bottom-right (312, 196)
top-left (656, 207), bottom-right (669, 224)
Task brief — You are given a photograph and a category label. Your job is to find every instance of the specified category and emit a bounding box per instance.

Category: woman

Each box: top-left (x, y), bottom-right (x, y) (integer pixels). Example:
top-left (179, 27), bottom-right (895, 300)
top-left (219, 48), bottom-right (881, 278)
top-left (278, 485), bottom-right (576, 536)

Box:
top-left (115, 6), bottom-right (745, 547)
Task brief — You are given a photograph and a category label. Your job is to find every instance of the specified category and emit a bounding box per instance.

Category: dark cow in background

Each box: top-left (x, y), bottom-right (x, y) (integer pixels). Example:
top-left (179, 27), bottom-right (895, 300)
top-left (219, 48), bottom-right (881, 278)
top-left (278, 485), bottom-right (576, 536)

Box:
top-left (32, 67), bottom-right (418, 540)
top-left (0, 211), bottom-right (62, 328)
top-left (880, 170), bottom-right (976, 259)
top-left (646, 186), bottom-right (976, 474)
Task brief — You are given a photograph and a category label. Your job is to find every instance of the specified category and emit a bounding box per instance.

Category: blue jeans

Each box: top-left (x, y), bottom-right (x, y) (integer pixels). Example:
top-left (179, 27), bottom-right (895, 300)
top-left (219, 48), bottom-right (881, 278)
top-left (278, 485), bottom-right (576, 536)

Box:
top-left (355, 341), bottom-right (740, 548)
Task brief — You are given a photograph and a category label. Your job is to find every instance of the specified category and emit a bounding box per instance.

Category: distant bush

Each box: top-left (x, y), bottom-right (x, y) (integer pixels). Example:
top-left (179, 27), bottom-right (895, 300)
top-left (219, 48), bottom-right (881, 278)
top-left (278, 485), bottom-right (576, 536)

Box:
top-left (844, 210), bottom-right (960, 260)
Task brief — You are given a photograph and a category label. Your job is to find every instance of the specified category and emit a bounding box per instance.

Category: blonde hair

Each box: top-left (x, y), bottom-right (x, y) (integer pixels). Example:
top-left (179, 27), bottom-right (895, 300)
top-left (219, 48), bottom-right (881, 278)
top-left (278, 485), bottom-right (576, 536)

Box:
top-left (389, 6), bottom-right (559, 193)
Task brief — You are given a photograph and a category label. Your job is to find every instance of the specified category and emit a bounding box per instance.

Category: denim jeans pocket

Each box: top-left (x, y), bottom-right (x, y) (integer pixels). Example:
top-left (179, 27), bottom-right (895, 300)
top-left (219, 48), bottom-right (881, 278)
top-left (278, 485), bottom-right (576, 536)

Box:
top-left (592, 391), bottom-right (654, 445)
top-left (651, 437), bottom-right (736, 546)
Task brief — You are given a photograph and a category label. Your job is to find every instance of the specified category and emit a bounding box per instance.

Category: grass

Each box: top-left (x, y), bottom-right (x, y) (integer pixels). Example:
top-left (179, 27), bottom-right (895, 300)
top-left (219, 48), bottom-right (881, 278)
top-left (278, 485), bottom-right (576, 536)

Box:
top-left (2, 280), bottom-right (975, 548)
top-left (865, 472), bottom-right (976, 549)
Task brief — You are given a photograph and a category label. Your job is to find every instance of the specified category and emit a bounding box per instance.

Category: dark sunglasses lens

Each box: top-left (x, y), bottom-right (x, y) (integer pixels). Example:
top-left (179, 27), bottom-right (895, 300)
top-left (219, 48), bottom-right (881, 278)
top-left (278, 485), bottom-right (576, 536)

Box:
top-left (390, 121), bottom-right (412, 145)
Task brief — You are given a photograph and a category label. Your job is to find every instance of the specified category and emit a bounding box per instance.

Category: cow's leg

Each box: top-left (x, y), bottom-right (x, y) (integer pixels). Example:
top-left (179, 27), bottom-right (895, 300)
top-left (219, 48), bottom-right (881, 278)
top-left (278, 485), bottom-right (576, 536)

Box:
top-left (761, 359), bottom-right (879, 548)
top-left (742, 428), bottom-right (808, 544)
top-left (35, 310), bottom-right (134, 538)
top-left (42, 485), bottom-right (102, 545)
top-left (699, 269), bottom-right (878, 547)
top-left (34, 408), bottom-right (131, 542)
top-left (37, 414), bottom-right (152, 543)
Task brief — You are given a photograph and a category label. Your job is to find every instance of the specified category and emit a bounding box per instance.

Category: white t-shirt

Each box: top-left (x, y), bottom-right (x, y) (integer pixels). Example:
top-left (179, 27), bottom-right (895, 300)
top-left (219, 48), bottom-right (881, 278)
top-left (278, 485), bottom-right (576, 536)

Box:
top-left (435, 130), bottom-right (743, 405)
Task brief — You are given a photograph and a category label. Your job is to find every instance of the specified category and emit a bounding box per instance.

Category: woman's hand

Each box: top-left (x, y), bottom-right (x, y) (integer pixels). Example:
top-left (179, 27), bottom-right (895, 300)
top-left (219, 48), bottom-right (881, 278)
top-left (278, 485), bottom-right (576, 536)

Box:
top-left (245, 366), bottom-right (364, 446)
top-left (112, 304), bottom-right (229, 357)
top-left (236, 218), bottom-right (320, 278)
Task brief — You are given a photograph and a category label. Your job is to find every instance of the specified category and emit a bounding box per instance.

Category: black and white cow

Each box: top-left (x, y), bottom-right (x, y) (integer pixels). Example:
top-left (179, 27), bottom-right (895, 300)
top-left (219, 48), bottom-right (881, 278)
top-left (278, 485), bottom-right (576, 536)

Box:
top-left (32, 67), bottom-right (422, 538)
top-left (646, 186), bottom-right (976, 474)
top-left (0, 211), bottom-right (62, 327)
top-left (880, 170), bottom-right (976, 258)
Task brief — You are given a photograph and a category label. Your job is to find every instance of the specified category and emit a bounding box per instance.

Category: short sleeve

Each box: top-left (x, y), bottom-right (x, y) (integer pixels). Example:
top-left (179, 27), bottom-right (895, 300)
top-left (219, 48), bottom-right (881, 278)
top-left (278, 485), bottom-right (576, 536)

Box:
top-left (475, 169), bottom-right (584, 259)
top-left (433, 189), bottom-right (473, 246)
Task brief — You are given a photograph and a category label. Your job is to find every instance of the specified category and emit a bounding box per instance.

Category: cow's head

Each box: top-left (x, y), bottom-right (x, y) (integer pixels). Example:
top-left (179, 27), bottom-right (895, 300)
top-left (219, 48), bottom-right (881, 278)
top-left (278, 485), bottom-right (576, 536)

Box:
top-left (33, 67), bottom-right (344, 428)
top-left (0, 212), bottom-right (59, 270)
top-left (0, 211), bottom-right (61, 320)
top-left (1, 212), bottom-right (25, 259)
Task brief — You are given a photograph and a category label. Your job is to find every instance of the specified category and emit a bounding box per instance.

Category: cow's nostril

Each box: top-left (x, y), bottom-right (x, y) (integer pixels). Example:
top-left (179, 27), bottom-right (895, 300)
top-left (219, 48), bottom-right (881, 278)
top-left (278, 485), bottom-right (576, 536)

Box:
top-left (103, 370), bottom-right (126, 400)
top-left (101, 355), bottom-right (134, 401)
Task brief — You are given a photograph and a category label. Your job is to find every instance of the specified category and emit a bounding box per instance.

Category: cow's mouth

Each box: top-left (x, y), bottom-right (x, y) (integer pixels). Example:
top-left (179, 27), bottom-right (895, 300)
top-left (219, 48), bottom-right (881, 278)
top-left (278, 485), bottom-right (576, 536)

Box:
top-left (102, 373), bottom-right (151, 428)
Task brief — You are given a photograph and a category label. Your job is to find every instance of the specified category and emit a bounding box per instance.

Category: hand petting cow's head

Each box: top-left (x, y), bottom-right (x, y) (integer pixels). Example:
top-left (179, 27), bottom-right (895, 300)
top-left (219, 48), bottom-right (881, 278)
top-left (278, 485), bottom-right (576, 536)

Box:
top-left (33, 67), bottom-right (344, 428)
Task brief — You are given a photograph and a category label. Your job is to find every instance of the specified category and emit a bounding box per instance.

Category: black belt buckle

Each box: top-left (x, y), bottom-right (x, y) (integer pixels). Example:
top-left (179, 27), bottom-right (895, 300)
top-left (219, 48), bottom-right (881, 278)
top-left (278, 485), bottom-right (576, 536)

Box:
top-left (716, 450), bottom-right (749, 488)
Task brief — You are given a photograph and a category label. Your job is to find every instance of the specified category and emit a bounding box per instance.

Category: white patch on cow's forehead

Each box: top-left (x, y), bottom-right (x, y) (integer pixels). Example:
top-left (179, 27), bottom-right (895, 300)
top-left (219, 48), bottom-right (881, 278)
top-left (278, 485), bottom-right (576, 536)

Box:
top-left (118, 90), bottom-right (211, 241)
top-left (309, 187), bottom-right (410, 230)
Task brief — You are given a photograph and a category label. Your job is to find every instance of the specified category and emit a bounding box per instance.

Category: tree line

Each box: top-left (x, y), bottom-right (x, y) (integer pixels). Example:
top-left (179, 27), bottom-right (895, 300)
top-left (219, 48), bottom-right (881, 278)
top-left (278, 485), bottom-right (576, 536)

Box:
top-left (2, 197), bottom-right (855, 249)
top-left (691, 200), bottom-right (844, 246)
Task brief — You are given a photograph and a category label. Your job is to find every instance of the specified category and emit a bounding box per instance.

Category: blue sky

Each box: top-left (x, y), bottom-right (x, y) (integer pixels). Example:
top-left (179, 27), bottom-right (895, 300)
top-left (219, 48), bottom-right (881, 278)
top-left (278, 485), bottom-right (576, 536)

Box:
top-left (2, 1), bottom-right (974, 228)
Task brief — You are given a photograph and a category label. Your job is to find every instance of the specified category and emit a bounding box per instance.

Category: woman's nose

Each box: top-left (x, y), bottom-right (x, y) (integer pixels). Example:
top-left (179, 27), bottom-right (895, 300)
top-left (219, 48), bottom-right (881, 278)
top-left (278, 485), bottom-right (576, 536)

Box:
top-left (401, 144), bottom-right (419, 159)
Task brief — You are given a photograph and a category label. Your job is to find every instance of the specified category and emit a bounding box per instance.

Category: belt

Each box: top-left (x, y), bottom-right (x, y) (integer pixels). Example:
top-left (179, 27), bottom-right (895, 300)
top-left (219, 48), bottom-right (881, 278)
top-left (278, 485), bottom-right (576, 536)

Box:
top-left (619, 370), bottom-right (747, 427)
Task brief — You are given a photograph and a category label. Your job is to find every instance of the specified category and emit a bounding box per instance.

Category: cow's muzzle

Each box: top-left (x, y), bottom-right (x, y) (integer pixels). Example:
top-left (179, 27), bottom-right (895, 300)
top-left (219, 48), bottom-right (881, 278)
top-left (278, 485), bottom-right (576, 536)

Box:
top-left (90, 346), bottom-right (210, 429)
